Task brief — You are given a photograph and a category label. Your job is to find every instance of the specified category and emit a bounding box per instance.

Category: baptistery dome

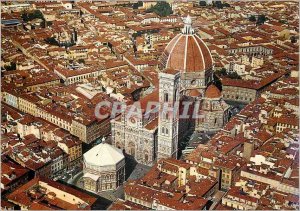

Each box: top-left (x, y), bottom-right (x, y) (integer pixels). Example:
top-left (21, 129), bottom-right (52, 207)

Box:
top-left (160, 15), bottom-right (213, 73)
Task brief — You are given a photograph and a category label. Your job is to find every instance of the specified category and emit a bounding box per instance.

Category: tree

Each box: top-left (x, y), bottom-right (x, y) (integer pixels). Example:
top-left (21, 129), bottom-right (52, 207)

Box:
top-left (215, 68), bottom-right (227, 76)
top-left (223, 2), bottom-right (230, 7)
top-left (215, 68), bottom-right (241, 79)
top-left (290, 36), bottom-right (297, 43)
top-left (279, 19), bottom-right (287, 24)
top-left (248, 15), bottom-right (256, 22)
top-left (133, 1), bottom-right (143, 9)
top-left (199, 1), bottom-right (207, 6)
top-left (213, 1), bottom-right (223, 9)
top-left (46, 21), bottom-right (53, 26)
top-left (146, 1), bottom-right (172, 17)
top-left (256, 15), bottom-right (267, 25)
top-left (228, 72), bottom-right (241, 79)
top-left (212, 1), bottom-right (230, 9)
top-left (22, 10), bottom-right (44, 22)
top-left (45, 37), bottom-right (59, 46)
top-left (4, 62), bottom-right (16, 71)
top-left (78, 59), bottom-right (85, 64)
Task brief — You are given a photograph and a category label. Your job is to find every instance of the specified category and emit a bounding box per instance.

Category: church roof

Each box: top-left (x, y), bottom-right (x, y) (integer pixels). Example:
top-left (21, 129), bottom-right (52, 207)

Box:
top-left (83, 143), bottom-right (124, 167)
top-left (205, 84), bottom-right (221, 98)
top-left (160, 16), bottom-right (213, 73)
top-left (187, 89), bottom-right (201, 97)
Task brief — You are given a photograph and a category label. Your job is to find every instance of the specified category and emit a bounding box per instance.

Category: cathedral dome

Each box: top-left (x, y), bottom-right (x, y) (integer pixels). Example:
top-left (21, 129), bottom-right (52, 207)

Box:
top-left (205, 84), bottom-right (221, 98)
top-left (160, 16), bottom-right (213, 73)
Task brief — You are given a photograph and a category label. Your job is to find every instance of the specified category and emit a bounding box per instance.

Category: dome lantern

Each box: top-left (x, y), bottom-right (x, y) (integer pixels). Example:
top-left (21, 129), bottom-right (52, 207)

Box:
top-left (182, 15), bottom-right (194, 34)
top-left (160, 15), bottom-right (213, 73)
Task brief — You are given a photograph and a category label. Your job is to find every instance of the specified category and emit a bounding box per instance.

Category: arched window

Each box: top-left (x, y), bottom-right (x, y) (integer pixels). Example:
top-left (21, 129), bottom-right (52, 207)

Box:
top-left (144, 150), bottom-right (149, 162)
top-left (166, 128), bottom-right (169, 135)
top-left (128, 142), bottom-right (135, 156)
top-left (162, 127), bottom-right (165, 134)
top-left (164, 112), bottom-right (168, 120)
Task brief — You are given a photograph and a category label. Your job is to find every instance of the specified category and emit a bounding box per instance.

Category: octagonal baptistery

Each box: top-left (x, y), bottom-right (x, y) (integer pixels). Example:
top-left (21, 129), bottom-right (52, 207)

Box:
top-left (83, 143), bottom-right (125, 193)
top-left (160, 15), bottom-right (214, 92)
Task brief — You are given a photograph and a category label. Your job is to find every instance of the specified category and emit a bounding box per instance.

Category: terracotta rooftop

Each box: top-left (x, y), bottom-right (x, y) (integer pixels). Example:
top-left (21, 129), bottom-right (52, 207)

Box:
top-left (205, 84), bottom-right (221, 98)
top-left (160, 33), bottom-right (213, 73)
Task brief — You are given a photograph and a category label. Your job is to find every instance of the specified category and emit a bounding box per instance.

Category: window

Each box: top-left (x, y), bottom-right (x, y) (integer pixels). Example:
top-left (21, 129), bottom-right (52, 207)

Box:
top-left (163, 112), bottom-right (168, 120)
top-left (144, 154), bottom-right (148, 161)
top-left (164, 93), bottom-right (168, 102)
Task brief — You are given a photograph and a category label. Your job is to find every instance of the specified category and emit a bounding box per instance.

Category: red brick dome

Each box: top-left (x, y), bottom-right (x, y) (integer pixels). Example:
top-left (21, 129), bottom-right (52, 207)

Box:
top-left (160, 16), bottom-right (213, 73)
top-left (205, 84), bottom-right (221, 98)
top-left (187, 89), bottom-right (201, 97)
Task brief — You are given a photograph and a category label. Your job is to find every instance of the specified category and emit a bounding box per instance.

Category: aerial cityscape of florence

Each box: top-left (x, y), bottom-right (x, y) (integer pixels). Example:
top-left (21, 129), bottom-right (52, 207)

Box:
top-left (0, 0), bottom-right (299, 210)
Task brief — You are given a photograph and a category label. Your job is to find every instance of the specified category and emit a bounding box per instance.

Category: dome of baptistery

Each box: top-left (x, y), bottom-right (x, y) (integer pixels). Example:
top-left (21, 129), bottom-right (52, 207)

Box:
top-left (160, 15), bottom-right (213, 73)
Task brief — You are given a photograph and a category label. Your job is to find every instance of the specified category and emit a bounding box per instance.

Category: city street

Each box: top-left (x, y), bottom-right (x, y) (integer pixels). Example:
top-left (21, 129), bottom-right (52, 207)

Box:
top-left (209, 190), bottom-right (226, 210)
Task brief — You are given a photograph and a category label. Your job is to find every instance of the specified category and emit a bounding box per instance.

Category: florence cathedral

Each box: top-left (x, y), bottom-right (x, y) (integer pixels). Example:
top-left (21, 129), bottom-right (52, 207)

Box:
top-left (111, 16), bottom-right (229, 166)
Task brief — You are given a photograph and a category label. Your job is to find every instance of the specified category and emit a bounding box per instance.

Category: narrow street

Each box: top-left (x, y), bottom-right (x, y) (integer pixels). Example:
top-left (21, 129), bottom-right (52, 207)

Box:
top-left (209, 190), bottom-right (226, 210)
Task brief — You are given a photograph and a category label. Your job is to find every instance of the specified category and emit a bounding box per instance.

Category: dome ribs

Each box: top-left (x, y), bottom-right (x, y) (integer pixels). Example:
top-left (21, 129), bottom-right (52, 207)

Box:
top-left (168, 35), bottom-right (186, 71)
top-left (195, 35), bottom-right (213, 69)
top-left (189, 35), bottom-right (204, 72)
top-left (161, 33), bottom-right (213, 73)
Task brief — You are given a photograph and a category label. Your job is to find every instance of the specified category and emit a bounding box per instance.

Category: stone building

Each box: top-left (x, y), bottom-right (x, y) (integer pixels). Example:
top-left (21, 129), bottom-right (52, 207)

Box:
top-left (111, 15), bottom-right (229, 165)
top-left (221, 78), bottom-right (258, 103)
top-left (228, 45), bottom-right (273, 57)
top-left (196, 84), bottom-right (230, 132)
top-left (111, 91), bottom-right (159, 165)
top-left (82, 143), bottom-right (125, 193)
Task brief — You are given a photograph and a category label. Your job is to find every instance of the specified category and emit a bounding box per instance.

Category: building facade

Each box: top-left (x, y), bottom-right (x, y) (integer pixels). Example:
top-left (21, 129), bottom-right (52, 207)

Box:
top-left (83, 143), bottom-right (125, 193)
top-left (196, 84), bottom-right (230, 132)
top-left (111, 91), bottom-right (159, 165)
top-left (112, 16), bottom-right (229, 165)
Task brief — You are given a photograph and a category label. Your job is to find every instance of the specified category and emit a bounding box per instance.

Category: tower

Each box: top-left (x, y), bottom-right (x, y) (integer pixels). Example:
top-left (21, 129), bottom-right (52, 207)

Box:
top-left (157, 69), bottom-right (181, 160)
top-left (157, 15), bottom-right (214, 161)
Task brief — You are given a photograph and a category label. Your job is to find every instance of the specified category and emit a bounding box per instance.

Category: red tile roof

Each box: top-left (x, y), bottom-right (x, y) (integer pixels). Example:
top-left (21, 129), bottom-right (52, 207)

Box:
top-left (160, 33), bottom-right (213, 73)
top-left (205, 84), bottom-right (221, 98)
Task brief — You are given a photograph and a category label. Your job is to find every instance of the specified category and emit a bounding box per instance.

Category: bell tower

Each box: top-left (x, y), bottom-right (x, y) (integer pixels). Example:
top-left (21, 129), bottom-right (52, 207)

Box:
top-left (157, 69), bottom-right (181, 160)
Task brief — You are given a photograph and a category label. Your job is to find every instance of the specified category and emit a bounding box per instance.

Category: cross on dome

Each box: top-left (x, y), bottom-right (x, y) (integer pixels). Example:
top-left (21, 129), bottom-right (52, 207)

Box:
top-left (182, 15), bottom-right (194, 34)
